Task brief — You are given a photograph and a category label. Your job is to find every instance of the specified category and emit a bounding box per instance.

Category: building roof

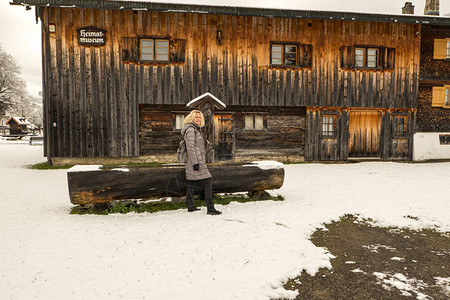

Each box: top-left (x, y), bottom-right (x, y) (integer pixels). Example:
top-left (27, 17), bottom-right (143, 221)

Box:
top-left (186, 92), bottom-right (226, 110)
top-left (5, 116), bottom-right (32, 126)
top-left (10, 0), bottom-right (450, 26)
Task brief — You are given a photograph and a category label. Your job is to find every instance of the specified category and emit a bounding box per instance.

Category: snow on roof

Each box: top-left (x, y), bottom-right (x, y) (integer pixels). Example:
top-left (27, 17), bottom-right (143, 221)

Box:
top-left (186, 92), bottom-right (226, 109)
top-left (6, 116), bottom-right (31, 126)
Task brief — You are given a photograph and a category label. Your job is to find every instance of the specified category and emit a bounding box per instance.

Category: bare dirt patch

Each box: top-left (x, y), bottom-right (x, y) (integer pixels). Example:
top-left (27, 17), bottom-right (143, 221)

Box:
top-left (282, 215), bottom-right (450, 300)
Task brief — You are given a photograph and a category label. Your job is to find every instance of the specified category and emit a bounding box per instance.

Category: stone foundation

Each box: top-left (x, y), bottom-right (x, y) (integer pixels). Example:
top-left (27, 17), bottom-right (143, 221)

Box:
top-left (51, 155), bottom-right (178, 166)
top-left (50, 154), bottom-right (304, 166)
top-left (233, 155), bottom-right (305, 163)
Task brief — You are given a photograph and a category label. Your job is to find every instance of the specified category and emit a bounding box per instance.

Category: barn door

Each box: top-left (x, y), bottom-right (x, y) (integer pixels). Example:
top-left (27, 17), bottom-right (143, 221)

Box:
top-left (348, 111), bottom-right (381, 157)
top-left (214, 114), bottom-right (234, 160)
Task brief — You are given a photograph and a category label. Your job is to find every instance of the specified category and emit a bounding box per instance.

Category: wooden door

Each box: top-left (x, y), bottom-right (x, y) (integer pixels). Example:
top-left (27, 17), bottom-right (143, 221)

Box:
top-left (348, 111), bottom-right (381, 157)
top-left (214, 114), bottom-right (234, 160)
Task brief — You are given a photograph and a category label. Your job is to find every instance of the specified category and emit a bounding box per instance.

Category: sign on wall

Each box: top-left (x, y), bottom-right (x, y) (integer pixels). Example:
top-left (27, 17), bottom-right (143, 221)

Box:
top-left (77, 26), bottom-right (107, 46)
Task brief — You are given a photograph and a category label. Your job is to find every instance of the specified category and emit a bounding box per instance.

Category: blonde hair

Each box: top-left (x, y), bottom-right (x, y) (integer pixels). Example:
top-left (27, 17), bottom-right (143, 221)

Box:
top-left (184, 110), bottom-right (205, 127)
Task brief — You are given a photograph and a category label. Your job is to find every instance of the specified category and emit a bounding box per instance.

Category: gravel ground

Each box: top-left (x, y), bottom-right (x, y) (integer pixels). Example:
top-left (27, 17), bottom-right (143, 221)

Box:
top-left (282, 215), bottom-right (450, 300)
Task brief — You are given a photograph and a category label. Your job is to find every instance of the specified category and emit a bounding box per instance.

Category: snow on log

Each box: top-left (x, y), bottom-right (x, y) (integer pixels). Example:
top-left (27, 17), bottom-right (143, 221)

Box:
top-left (67, 162), bottom-right (284, 205)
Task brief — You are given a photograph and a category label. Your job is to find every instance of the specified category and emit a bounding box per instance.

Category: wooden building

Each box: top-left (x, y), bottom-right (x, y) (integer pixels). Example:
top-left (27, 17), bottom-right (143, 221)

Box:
top-left (5, 116), bottom-right (31, 135)
top-left (414, 23), bottom-right (450, 160)
top-left (11, 0), bottom-right (450, 164)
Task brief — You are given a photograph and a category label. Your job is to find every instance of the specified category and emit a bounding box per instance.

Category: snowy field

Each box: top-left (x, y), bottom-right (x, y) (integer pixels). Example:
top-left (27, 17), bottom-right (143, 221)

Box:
top-left (0, 142), bottom-right (449, 300)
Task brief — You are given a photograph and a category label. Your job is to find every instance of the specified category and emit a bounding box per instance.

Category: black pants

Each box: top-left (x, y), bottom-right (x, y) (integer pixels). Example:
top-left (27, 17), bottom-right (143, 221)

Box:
top-left (186, 178), bottom-right (213, 209)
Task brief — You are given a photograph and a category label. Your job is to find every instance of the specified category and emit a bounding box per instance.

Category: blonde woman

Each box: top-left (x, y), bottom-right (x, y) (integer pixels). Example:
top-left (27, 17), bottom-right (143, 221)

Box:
top-left (181, 110), bottom-right (221, 215)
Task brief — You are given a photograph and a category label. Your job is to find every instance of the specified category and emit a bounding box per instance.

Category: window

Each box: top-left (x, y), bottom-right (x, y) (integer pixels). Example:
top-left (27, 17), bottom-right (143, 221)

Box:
top-left (439, 135), bottom-right (450, 145)
top-left (174, 114), bottom-right (185, 130)
top-left (341, 46), bottom-right (394, 69)
top-left (367, 49), bottom-right (379, 68)
top-left (321, 115), bottom-right (337, 137)
top-left (140, 39), bottom-right (169, 62)
top-left (271, 44), bottom-right (297, 66)
top-left (270, 43), bottom-right (313, 67)
top-left (355, 47), bottom-right (379, 68)
top-left (355, 48), bottom-right (365, 67)
top-left (244, 115), bottom-right (265, 131)
top-left (447, 41), bottom-right (450, 59)
top-left (433, 38), bottom-right (450, 60)
top-left (446, 88), bottom-right (450, 106)
top-left (432, 86), bottom-right (450, 108)
top-left (393, 116), bottom-right (408, 137)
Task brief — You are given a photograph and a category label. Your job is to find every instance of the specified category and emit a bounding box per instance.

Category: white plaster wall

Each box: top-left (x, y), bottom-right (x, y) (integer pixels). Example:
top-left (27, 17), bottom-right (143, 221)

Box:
top-left (413, 132), bottom-right (450, 161)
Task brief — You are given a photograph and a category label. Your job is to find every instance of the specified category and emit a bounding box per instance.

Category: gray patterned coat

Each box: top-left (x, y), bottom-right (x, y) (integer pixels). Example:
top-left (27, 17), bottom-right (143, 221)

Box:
top-left (181, 123), bottom-right (212, 181)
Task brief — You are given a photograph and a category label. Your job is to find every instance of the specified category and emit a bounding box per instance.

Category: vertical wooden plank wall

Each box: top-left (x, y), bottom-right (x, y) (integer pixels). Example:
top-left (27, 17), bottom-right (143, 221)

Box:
top-left (306, 108), bottom-right (415, 161)
top-left (41, 7), bottom-right (420, 158)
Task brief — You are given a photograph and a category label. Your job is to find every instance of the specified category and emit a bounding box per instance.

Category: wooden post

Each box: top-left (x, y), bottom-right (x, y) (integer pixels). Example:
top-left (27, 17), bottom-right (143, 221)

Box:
top-left (197, 101), bottom-right (215, 163)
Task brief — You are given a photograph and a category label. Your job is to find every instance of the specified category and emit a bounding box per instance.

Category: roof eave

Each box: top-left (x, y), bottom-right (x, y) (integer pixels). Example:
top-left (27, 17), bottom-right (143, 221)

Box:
top-left (9, 0), bottom-right (450, 26)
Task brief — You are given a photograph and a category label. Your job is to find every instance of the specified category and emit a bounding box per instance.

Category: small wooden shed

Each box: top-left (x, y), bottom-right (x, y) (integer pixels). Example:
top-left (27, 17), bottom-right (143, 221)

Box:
top-left (5, 116), bottom-right (31, 135)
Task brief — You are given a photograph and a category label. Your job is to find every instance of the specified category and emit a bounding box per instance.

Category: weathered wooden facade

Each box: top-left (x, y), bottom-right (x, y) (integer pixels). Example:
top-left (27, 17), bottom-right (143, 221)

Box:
top-left (414, 24), bottom-right (450, 160)
top-left (11, 0), bottom-right (450, 163)
top-left (139, 104), bottom-right (305, 162)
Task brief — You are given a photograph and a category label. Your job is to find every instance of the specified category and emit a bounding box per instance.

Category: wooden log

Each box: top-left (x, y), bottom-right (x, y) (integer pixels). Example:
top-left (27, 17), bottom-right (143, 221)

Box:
top-left (68, 162), bottom-right (284, 205)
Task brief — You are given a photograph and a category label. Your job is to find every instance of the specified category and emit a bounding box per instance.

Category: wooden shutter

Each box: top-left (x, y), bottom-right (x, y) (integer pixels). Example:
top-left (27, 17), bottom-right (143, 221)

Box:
top-left (379, 47), bottom-right (386, 68)
top-left (340, 45), bottom-right (354, 68)
top-left (433, 39), bottom-right (447, 60)
top-left (380, 47), bottom-right (395, 69)
top-left (432, 86), bottom-right (445, 107)
top-left (121, 37), bottom-right (139, 62)
top-left (387, 48), bottom-right (395, 69)
top-left (169, 39), bottom-right (186, 63)
top-left (299, 44), bottom-right (313, 67)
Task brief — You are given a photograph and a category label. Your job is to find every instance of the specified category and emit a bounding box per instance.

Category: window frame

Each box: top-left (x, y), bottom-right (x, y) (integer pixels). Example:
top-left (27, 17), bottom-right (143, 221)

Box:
top-left (140, 38), bottom-right (170, 63)
top-left (446, 87), bottom-right (450, 106)
top-left (439, 134), bottom-right (450, 145)
top-left (173, 113), bottom-right (188, 131)
top-left (392, 115), bottom-right (409, 138)
top-left (447, 41), bottom-right (450, 59)
top-left (270, 42), bottom-right (299, 67)
top-left (354, 46), bottom-right (380, 69)
top-left (433, 38), bottom-right (450, 60)
top-left (433, 85), bottom-right (450, 108)
top-left (321, 114), bottom-right (338, 138)
top-left (243, 114), bottom-right (266, 131)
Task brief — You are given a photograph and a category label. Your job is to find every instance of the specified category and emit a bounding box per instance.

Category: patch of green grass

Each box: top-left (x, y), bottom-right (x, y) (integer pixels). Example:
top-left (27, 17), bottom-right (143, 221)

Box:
top-left (70, 194), bottom-right (284, 215)
top-left (284, 160), bottom-right (360, 165)
top-left (28, 162), bottom-right (73, 170)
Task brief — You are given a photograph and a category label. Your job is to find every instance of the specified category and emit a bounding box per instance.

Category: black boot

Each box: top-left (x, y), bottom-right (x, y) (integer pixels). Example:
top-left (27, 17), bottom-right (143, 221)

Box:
top-left (202, 178), bottom-right (221, 215)
top-left (207, 207), bottom-right (222, 215)
top-left (186, 181), bottom-right (200, 212)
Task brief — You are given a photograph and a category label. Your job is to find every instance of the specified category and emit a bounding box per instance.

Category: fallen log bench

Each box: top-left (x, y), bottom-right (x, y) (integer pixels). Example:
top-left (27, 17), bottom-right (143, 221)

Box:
top-left (67, 161), bottom-right (285, 205)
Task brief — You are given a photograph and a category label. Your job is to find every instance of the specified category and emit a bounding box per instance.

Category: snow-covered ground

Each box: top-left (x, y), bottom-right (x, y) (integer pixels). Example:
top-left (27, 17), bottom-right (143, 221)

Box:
top-left (0, 143), bottom-right (449, 300)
